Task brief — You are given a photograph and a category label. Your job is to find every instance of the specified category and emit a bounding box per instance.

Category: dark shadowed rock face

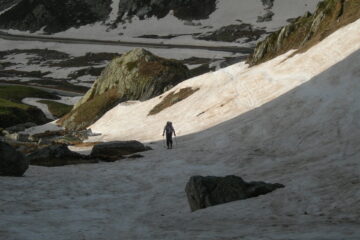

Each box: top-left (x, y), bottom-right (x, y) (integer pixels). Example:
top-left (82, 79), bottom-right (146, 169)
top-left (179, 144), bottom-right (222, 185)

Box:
top-left (116, 0), bottom-right (217, 21)
top-left (185, 175), bottom-right (285, 211)
top-left (0, 142), bottom-right (28, 176)
top-left (26, 144), bottom-right (97, 166)
top-left (0, 0), bottom-right (112, 33)
top-left (90, 141), bottom-right (151, 162)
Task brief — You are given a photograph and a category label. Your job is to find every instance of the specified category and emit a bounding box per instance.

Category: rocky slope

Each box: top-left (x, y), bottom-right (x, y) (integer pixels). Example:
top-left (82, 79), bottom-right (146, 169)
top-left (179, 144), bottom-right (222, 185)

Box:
top-left (248, 0), bottom-right (360, 65)
top-left (0, 0), bottom-right (112, 33)
top-left (116, 0), bottom-right (217, 22)
top-left (59, 48), bottom-right (190, 131)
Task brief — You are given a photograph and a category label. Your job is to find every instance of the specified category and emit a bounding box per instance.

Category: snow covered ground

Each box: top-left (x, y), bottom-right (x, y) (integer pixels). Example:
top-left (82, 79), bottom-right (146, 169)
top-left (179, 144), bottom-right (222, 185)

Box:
top-left (1, 14), bottom-right (360, 240)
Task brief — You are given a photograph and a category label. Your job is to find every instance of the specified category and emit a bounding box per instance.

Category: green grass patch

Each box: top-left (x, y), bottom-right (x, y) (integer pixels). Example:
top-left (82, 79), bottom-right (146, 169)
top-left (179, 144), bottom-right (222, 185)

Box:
top-left (58, 88), bottom-right (121, 130)
top-left (38, 100), bottom-right (73, 118)
top-left (148, 87), bottom-right (199, 116)
top-left (0, 85), bottom-right (59, 103)
top-left (0, 97), bottom-right (47, 128)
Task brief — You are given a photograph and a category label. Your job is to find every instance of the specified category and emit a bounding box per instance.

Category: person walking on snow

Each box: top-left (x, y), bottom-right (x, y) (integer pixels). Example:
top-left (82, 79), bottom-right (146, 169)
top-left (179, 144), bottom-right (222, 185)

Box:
top-left (163, 121), bottom-right (176, 149)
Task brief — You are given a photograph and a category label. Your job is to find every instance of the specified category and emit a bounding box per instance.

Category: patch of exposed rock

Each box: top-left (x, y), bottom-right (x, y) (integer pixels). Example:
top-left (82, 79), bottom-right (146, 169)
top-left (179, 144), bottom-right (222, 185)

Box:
top-left (116, 0), bottom-right (217, 22)
top-left (185, 175), bottom-right (285, 211)
top-left (59, 48), bottom-right (190, 131)
top-left (196, 24), bottom-right (266, 43)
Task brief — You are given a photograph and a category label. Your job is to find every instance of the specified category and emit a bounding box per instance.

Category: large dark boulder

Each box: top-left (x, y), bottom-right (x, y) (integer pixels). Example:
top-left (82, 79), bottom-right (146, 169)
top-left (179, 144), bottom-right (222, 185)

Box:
top-left (26, 144), bottom-right (97, 166)
top-left (185, 175), bottom-right (284, 211)
top-left (0, 142), bottom-right (28, 176)
top-left (90, 141), bottom-right (150, 161)
top-left (59, 48), bottom-right (190, 131)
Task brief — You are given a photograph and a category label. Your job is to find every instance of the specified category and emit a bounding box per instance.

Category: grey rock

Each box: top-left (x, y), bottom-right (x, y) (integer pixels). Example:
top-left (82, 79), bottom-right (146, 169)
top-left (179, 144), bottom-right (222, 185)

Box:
top-left (196, 24), bottom-right (266, 43)
top-left (185, 175), bottom-right (284, 211)
top-left (0, 142), bottom-right (28, 176)
top-left (116, 0), bottom-right (217, 21)
top-left (4, 133), bottom-right (30, 142)
top-left (257, 10), bottom-right (274, 22)
top-left (91, 141), bottom-right (150, 161)
top-left (261, 0), bottom-right (274, 9)
top-left (27, 144), bottom-right (97, 166)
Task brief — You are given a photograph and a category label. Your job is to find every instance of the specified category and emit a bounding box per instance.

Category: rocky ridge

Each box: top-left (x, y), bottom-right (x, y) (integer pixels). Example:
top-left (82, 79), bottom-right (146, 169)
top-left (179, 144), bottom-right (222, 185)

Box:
top-left (248, 0), bottom-right (360, 65)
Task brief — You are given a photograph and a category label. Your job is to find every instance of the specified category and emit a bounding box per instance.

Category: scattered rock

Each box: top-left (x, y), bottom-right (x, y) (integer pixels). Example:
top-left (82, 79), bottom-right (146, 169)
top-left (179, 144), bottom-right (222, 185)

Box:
top-left (5, 122), bottom-right (37, 133)
top-left (0, 142), bottom-right (28, 176)
top-left (90, 141), bottom-right (151, 162)
top-left (127, 154), bottom-right (144, 159)
top-left (185, 175), bottom-right (285, 211)
top-left (196, 24), bottom-right (266, 42)
top-left (4, 133), bottom-right (30, 142)
top-left (257, 10), bottom-right (274, 23)
top-left (26, 144), bottom-right (97, 166)
top-left (116, 0), bottom-right (216, 21)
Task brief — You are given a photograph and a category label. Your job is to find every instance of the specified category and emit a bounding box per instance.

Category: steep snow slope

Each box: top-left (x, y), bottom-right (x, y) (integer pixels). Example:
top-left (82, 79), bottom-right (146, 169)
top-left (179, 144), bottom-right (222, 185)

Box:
top-left (1, 15), bottom-right (360, 240)
top-left (89, 18), bottom-right (360, 143)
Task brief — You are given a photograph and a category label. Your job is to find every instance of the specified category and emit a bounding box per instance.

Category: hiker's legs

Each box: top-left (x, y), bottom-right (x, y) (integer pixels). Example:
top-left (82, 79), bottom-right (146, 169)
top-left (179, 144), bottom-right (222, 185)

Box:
top-left (166, 133), bottom-right (173, 149)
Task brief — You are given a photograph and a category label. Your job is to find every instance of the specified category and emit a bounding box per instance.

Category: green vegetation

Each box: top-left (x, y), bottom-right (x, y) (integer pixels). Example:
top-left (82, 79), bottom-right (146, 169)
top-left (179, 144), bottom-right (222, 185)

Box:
top-left (149, 87), bottom-right (199, 115)
top-left (0, 85), bottom-right (58, 128)
top-left (38, 100), bottom-right (73, 118)
top-left (0, 85), bottom-right (59, 103)
top-left (58, 88), bottom-right (121, 130)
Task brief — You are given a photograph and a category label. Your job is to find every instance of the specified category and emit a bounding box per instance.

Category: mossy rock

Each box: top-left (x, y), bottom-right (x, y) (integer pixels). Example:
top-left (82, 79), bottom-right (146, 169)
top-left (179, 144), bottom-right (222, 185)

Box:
top-left (60, 48), bottom-right (190, 131)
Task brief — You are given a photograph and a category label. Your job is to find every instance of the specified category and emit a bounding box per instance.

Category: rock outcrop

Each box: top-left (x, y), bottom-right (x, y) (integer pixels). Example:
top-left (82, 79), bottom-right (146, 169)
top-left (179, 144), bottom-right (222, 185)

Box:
top-left (27, 144), bottom-right (97, 166)
top-left (116, 0), bottom-right (217, 21)
top-left (185, 175), bottom-right (284, 211)
top-left (0, 142), bottom-right (28, 176)
top-left (90, 141), bottom-right (151, 161)
top-left (248, 0), bottom-right (360, 65)
top-left (196, 23), bottom-right (266, 43)
top-left (59, 48), bottom-right (190, 130)
top-left (0, 0), bottom-right (112, 33)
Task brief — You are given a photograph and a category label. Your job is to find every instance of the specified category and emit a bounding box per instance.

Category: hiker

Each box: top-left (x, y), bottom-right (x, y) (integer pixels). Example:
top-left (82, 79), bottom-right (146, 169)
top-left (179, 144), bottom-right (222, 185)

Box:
top-left (163, 121), bottom-right (176, 149)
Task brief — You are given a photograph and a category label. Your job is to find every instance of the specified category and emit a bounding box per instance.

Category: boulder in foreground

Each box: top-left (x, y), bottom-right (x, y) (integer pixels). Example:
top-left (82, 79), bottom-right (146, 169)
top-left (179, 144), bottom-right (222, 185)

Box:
top-left (27, 144), bottom-right (97, 167)
top-left (0, 142), bottom-right (28, 176)
top-left (185, 175), bottom-right (284, 211)
top-left (90, 141), bottom-right (151, 162)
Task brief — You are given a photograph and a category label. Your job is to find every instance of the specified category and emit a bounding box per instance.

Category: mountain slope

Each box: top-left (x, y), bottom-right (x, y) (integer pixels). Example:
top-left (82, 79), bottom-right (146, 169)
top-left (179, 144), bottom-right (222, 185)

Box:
top-left (1, 17), bottom-right (360, 240)
top-left (248, 0), bottom-right (360, 65)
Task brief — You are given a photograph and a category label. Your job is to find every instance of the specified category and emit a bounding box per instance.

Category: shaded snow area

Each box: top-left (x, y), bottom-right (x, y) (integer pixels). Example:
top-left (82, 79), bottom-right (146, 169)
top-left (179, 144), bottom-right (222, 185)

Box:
top-left (1, 20), bottom-right (360, 240)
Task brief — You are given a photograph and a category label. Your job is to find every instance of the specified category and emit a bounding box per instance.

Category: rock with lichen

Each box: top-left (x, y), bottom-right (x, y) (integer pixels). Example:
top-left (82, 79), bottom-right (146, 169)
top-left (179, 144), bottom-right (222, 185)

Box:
top-left (59, 48), bottom-right (190, 131)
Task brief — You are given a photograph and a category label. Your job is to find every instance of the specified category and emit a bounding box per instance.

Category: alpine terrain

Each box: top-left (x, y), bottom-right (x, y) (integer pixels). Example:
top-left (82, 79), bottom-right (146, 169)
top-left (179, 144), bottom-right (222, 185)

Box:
top-left (0, 0), bottom-right (360, 240)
